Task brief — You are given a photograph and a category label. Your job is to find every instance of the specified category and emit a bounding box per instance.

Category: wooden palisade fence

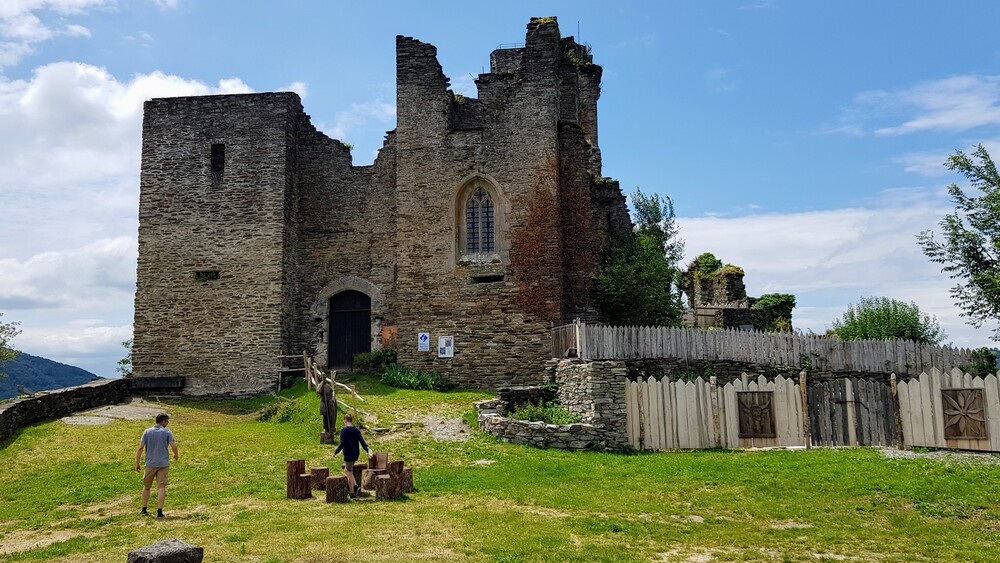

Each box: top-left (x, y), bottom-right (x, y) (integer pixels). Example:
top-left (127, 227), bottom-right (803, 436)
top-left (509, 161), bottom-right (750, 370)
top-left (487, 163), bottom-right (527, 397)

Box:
top-left (554, 321), bottom-right (974, 377)
top-left (625, 368), bottom-right (1000, 453)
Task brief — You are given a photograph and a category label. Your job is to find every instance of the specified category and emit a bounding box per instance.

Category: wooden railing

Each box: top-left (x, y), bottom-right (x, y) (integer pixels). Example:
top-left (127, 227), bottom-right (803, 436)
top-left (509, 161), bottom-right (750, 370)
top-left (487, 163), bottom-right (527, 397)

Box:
top-left (552, 321), bottom-right (974, 376)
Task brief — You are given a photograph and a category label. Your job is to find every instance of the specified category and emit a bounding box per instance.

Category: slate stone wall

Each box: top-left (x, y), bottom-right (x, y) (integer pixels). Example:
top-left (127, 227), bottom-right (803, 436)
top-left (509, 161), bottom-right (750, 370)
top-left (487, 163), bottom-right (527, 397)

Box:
top-left (0, 379), bottom-right (129, 445)
top-left (135, 93), bottom-right (301, 396)
top-left (134, 17), bottom-right (630, 395)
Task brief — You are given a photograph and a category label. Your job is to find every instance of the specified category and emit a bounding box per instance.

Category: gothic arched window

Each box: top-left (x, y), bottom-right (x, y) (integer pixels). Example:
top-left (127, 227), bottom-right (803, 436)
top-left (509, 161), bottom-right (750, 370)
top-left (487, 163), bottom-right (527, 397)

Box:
top-left (465, 187), bottom-right (495, 254)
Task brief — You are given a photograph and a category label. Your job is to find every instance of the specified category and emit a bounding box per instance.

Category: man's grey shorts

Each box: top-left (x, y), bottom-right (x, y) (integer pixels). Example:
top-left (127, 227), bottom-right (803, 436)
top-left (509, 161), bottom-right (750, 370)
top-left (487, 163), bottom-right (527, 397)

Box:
top-left (345, 461), bottom-right (355, 471)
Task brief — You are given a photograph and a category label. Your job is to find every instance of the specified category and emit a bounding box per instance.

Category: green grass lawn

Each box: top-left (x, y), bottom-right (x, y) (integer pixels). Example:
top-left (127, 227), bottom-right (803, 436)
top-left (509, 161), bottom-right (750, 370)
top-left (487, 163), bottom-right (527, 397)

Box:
top-left (1, 375), bottom-right (999, 562)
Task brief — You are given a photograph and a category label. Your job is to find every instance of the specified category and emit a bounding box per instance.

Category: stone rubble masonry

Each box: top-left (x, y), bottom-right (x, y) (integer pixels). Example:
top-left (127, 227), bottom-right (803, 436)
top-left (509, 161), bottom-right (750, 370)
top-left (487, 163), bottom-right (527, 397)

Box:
top-left (133, 17), bottom-right (630, 396)
top-left (474, 358), bottom-right (629, 451)
top-left (127, 538), bottom-right (204, 563)
top-left (0, 379), bottom-right (129, 445)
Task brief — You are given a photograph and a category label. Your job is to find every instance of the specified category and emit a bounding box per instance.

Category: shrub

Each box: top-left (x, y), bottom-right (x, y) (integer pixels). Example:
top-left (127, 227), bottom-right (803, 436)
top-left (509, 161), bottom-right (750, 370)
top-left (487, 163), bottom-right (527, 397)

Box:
top-left (353, 348), bottom-right (398, 371)
top-left (257, 398), bottom-right (299, 423)
top-left (962, 347), bottom-right (998, 377)
top-left (508, 401), bottom-right (581, 425)
top-left (380, 364), bottom-right (446, 391)
top-left (831, 296), bottom-right (945, 344)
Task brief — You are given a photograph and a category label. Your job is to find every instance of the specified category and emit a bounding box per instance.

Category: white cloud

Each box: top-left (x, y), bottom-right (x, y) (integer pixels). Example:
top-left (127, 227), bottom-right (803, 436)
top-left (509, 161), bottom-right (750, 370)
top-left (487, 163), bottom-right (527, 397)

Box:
top-left (64, 23), bottom-right (90, 37)
top-left (0, 0), bottom-right (112, 67)
top-left (678, 188), bottom-right (997, 348)
top-left (835, 75), bottom-right (1000, 136)
top-left (280, 80), bottom-right (308, 99)
top-left (706, 67), bottom-right (739, 92)
top-left (450, 74), bottom-right (477, 98)
top-left (321, 99), bottom-right (396, 142)
top-left (0, 61), bottom-right (257, 374)
top-left (150, 0), bottom-right (180, 9)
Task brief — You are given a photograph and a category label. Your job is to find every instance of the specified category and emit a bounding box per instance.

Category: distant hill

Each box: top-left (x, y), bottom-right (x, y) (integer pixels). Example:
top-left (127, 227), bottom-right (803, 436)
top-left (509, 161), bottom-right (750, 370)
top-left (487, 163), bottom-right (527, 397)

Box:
top-left (0, 353), bottom-right (102, 400)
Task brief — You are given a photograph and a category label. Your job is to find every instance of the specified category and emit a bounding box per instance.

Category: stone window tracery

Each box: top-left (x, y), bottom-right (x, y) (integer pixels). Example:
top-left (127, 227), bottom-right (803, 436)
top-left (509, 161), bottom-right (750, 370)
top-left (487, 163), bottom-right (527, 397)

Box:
top-left (465, 187), bottom-right (495, 254)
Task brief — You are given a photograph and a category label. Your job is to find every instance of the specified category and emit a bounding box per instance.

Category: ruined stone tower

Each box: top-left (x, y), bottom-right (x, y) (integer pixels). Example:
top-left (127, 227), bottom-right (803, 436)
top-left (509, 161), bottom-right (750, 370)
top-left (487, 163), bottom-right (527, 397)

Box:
top-left (133, 17), bottom-right (630, 396)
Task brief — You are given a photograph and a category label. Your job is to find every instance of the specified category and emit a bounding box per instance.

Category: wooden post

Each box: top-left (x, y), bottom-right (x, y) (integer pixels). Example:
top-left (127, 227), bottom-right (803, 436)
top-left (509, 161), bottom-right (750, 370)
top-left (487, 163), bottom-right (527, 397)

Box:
top-left (375, 474), bottom-right (399, 500)
top-left (890, 373), bottom-right (905, 449)
top-left (286, 460), bottom-right (306, 499)
top-left (311, 467), bottom-right (330, 490)
top-left (710, 376), bottom-right (721, 448)
top-left (400, 467), bottom-right (415, 494)
top-left (799, 370), bottom-right (811, 449)
top-left (325, 475), bottom-right (350, 503)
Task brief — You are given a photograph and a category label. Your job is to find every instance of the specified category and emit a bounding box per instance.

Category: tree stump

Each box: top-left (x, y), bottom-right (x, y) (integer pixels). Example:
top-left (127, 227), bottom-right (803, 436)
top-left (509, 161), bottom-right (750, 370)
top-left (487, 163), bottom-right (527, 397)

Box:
top-left (400, 467), bottom-right (415, 494)
top-left (290, 473), bottom-right (312, 499)
top-left (362, 468), bottom-right (386, 490)
top-left (371, 452), bottom-right (388, 470)
top-left (374, 474), bottom-right (400, 500)
top-left (387, 460), bottom-right (404, 478)
top-left (326, 475), bottom-right (350, 503)
top-left (311, 467), bottom-right (330, 490)
top-left (351, 463), bottom-right (367, 489)
top-left (286, 460), bottom-right (307, 499)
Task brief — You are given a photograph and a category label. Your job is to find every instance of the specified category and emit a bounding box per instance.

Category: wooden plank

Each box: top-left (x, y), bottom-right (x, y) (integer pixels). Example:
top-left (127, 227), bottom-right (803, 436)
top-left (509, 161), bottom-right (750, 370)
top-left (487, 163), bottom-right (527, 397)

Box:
top-left (675, 380), bottom-right (690, 449)
top-left (663, 377), bottom-right (677, 449)
top-left (985, 374), bottom-right (1000, 453)
top-left (625, 380), bottom-right (635, 448)
top-left (650, 377), bottom-right (663, 450)
top-left (686, 380), bottom-right (701, 449)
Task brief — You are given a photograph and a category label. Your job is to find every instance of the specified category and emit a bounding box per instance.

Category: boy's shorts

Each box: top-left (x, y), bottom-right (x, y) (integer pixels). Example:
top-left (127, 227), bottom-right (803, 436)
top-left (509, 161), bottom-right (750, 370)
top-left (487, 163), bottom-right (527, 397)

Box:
top-left (344, 461), bottom-right (356, 471)
top-left (143, 466), bottom-right (169, 488)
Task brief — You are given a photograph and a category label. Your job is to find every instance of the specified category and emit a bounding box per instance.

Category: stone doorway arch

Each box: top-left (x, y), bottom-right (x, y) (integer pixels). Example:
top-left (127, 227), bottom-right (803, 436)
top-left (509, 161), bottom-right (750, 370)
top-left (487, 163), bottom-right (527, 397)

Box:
top-left (310, 276), bottom-right (384, 369)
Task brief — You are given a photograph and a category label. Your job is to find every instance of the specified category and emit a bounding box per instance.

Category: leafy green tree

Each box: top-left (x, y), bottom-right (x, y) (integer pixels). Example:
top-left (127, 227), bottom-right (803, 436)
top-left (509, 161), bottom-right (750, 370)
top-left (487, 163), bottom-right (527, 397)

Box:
top-left (117, 339), bottom-right (133, 377)
top-left (0, 312), bottom-right (21, 378)
top-left (831, 296), bottom-right (945, 344)
top-left (753, 293), bottom-right (796, 332)
top-left (961, 347), bottom-right (998, 377)
top-left (595, 189), bottom-right (685, 326)
top-left (917, 144), bottom-right (1000, 340)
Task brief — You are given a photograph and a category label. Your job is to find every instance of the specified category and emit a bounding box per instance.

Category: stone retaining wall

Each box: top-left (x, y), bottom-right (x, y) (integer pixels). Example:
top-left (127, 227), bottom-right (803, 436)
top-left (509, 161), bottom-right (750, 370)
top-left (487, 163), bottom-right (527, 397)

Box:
top-left (475, 358), bottom-right (629, 451)
top-left (0, 379), bottom-right (129, 445)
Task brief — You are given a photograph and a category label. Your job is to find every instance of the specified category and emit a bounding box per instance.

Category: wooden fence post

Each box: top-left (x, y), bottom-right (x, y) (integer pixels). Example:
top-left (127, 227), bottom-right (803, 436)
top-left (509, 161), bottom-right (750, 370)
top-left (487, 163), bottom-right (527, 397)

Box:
top-left (890, 373), bottom-right (904, 449)
top-left (710, 376), bottom-right (721, 448)
top-left (799, 370), bottom-right (810, 449)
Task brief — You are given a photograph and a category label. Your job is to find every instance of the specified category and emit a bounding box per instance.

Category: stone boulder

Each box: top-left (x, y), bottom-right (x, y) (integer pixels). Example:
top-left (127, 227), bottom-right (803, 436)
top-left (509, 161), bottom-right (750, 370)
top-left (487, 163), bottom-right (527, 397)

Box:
top-left (127, 539), bottom-right (203, 563)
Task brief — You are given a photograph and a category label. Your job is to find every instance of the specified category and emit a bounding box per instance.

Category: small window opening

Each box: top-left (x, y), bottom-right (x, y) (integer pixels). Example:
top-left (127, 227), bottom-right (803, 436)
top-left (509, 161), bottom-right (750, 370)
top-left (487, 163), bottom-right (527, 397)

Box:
top-left (211, 144), bottom-right (225, 173)
top-left (194, 270), bottom-right (220, 282)
top-left (471, 273), bottom-right (504, 284)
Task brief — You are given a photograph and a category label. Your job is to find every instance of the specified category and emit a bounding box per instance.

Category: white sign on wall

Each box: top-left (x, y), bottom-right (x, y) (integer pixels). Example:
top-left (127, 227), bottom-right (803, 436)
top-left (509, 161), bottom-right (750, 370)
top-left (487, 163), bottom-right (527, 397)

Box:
top-left (438, 336), bottom-right (454, 358)
top-left (418, 332), bottom-right (430, 352)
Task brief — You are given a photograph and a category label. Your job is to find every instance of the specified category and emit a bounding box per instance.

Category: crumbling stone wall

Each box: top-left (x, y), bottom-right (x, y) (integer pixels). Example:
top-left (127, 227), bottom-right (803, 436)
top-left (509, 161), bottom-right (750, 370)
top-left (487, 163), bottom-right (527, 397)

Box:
top-left (134, 17), bottom-right (630, 395)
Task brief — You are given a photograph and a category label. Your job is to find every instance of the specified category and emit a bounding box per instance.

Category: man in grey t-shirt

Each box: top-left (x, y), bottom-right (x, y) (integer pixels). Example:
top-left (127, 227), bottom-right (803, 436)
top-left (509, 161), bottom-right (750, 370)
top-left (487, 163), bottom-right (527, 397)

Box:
top-left (135, 413), bottom-right (178, 518)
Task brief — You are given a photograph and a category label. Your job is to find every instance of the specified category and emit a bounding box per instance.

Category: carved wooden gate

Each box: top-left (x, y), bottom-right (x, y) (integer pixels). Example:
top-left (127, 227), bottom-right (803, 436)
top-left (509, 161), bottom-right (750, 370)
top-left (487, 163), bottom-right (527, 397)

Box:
top-left (807, 378), bottom-right (897, 447)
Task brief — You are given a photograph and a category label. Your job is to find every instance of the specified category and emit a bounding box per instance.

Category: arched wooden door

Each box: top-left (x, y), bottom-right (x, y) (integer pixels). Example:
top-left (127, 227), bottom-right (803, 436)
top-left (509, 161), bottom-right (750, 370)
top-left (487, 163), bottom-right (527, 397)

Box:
top-left (329, 290), bottom-right (371, 368)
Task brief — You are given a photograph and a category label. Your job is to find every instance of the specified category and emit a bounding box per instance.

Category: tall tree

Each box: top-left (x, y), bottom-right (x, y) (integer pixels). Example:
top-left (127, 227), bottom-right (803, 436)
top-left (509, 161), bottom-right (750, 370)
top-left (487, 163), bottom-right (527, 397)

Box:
top-left (917, 144), bottom-right (1000, 340)
top-left (831, 296), bottom-right (945, 344)
top-left (0, 312), bottom-right (21, 378)
top-left (595, 189), bottom-right (685, 326)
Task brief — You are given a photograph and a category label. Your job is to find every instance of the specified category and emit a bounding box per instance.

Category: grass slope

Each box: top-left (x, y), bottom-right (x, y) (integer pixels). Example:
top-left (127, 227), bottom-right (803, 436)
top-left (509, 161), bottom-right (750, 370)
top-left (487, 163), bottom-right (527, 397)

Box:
top-left (1, 376), bottom-right (999, 561)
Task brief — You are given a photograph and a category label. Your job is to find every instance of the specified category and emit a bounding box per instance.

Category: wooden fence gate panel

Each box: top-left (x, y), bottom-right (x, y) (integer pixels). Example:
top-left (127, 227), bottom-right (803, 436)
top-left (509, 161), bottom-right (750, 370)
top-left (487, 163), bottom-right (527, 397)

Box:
top-left (808, 378), bottom-right (896, 447)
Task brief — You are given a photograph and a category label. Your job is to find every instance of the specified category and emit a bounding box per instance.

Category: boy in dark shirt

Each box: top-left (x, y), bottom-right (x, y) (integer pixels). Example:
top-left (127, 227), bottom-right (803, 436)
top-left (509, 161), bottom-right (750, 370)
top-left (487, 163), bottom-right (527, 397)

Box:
top-left (334, 414), bottom-right (372, 497)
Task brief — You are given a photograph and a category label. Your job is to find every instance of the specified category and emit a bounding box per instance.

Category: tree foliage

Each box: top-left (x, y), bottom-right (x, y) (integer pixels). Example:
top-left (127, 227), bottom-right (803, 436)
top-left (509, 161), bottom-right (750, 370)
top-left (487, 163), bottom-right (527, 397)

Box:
top-left (595, 189), bottom-right (685, 326)
top-left (117, 339), bottom-right (133, 378)
top-left (0, 312), bottom-right (21, 378)
top-left (831, 296), bottom-right (945, 344)
top-left (753, 293), bottom-right (796, 332)
top-left (917, 144), bottom-right (1000, 340)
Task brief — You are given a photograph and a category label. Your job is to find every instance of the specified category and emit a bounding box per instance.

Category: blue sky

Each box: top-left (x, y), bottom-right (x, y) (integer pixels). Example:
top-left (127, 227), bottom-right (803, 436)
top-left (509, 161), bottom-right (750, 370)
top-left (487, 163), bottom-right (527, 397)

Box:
top-left (2, 0), bottom-right (999, 376)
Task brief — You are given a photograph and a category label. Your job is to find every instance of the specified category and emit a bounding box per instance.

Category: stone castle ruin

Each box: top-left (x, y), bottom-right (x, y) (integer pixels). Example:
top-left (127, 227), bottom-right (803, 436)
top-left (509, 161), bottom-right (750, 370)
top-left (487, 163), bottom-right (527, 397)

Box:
top-left (133, 17), bottom-right (631, 396)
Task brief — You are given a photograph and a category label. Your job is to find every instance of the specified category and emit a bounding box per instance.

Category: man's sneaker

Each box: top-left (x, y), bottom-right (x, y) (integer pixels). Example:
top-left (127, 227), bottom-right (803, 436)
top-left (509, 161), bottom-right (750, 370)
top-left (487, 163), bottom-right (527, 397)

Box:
top-left (139, 508), bottom-right (148, 516)
top-left (354, 485), bottom-right (362, 496)
top-left (156, 510), bottom-right (164, 519)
